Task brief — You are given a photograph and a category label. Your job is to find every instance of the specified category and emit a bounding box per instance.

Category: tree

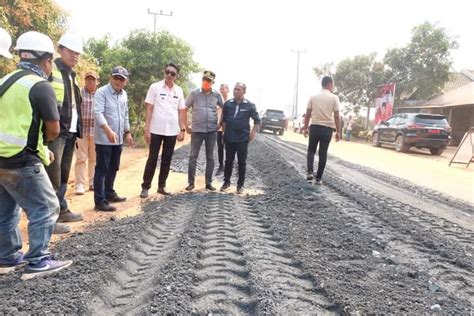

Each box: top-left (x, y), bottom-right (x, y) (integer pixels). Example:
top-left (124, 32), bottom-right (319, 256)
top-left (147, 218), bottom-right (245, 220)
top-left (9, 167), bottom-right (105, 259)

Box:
top-left (331, 53), bottom-right (388, 115)
top-left (384, 22), bottom-right (458, 101)
top-left (0, 0), bottom-right (67, 76)
top-left (85, 30), bottom-right (200, 140)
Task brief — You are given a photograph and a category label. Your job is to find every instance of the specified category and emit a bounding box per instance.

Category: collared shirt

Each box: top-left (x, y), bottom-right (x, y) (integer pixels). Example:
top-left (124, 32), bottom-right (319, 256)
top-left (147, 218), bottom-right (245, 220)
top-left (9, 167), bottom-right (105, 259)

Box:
top-left (217, 94), bottom-right (229, 132)
top-left (185, 88), bottom-right (224, 133)
top-left (307, 89), bottom-right (340, 129)
top-left (222, 98), bottom-right (260, 142)
top-left (94, 83), bottom-right (130, 145)
top-left (80, 87), bottom-right (95, 137)
top-left (145, 80), bottom-right (185, 136)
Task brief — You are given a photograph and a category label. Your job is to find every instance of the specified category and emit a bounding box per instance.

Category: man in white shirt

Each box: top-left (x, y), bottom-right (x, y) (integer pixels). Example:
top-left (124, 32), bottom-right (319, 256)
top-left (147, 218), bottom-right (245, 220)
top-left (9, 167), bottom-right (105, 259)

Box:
top-left (140, 63), bottom-right (186, 198)
top-left (303, 76), bottom-right (341, 185)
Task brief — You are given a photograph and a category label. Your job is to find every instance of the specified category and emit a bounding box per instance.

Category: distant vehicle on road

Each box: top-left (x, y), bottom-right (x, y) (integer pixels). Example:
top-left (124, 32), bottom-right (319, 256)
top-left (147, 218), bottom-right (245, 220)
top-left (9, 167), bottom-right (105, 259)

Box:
top-left (259, 109), bottom-right (287, 135)
top-left (292, 113), bottom-right (306, 133)
top-left (372, 113), bottom-right (451, 155)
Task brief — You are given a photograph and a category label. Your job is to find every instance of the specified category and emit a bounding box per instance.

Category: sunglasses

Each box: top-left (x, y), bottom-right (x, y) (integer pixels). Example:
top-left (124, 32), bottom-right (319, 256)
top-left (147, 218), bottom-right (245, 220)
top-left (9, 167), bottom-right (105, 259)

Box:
top-left (165, 70), bottom-right (177, 77)
top-left (112, 76), bottom-right (126, 82)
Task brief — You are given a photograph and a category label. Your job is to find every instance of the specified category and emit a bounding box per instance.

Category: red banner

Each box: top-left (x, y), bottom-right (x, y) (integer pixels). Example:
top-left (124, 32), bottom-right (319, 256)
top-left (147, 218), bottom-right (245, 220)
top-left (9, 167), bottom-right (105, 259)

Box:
top-left (374, 83), bottom-right (396, 124)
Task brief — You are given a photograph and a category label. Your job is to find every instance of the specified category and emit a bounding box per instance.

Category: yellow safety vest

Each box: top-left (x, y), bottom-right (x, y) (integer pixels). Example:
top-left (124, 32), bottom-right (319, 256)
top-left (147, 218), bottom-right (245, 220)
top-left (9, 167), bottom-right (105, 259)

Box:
top-left (0, 70), bottom-right (51, 165)
top-left (49, 64), bottom-right (64, 106)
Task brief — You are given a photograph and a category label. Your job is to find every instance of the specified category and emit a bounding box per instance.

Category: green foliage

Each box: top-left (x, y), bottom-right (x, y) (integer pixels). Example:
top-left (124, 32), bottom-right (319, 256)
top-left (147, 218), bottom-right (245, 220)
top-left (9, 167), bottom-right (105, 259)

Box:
top-left (384, 22), bottom-right (458, 100)
top-left (332, 53), bottom-right (388, 114)
top-left (84, 30), bottom-right (200, 140)
top-left (0, 0), bottom-right (67, 76)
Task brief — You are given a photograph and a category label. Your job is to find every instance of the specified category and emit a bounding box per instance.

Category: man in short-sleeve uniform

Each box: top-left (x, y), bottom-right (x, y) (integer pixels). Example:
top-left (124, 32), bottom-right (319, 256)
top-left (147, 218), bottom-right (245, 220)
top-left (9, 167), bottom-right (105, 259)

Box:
top-left (140, 63), bottom-right (186, 198)
top-left (182, 70), bottom-right (224, 191)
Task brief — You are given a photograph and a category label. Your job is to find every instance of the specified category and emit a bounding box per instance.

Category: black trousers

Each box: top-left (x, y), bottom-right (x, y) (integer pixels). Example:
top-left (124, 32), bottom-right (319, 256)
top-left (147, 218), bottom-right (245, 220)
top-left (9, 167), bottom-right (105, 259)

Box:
top-left (224, 141), bottom-right (248, 188)
top-left (217, 131), bottom-right (224, 168)
top-left (306, 124), bottom-right (333, 180)
top-left (141, 133), bottom-right (177, 190)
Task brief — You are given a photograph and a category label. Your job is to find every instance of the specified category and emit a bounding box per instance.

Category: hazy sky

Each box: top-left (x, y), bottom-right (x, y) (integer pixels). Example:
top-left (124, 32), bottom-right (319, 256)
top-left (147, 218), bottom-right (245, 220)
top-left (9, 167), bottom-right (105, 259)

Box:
top-left (56, 0), bottom-right (474, 116)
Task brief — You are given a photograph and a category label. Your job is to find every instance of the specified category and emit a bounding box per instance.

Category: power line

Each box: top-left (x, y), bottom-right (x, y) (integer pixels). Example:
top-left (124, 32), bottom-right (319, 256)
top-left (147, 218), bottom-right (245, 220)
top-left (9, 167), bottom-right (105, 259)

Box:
top-left (147, 8), bottom-right (173, 33)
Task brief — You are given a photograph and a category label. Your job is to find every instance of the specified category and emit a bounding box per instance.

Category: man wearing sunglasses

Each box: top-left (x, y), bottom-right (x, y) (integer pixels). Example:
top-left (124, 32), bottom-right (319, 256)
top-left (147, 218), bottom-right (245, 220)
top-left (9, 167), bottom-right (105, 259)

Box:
top-left (183, 70), bottom-right (224, 191)
top-left (140, 63), bottom-right (186, 198)
top-left (93, 66), bottom-right (133, 211)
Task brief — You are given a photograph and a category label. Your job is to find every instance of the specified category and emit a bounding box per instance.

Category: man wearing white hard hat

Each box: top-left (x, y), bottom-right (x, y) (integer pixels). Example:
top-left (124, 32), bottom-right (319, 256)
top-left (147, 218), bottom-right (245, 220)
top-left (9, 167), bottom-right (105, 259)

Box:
top-left (0, 31), bottom-right (72, 279)
top-left (0, 27), bottom-right (13, 59)
top-left (45, 33), bottom-right (84, 234)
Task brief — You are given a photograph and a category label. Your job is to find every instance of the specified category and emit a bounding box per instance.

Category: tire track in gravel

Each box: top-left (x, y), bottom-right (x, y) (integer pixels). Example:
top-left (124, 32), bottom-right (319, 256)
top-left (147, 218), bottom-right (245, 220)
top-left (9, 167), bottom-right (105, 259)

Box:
top-left (232, 195), bottom-right (342, 314)
top-left (260, 135), bottom-right (474, 306)
top-left (87, 195), bottom-right (194, 315)
top-left (191, 193), bottom-right (256, 314)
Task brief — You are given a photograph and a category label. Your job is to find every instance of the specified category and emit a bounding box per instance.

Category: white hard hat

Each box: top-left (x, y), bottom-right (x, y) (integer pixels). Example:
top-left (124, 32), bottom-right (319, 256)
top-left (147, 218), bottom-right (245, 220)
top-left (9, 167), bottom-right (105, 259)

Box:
top-left (0, 27), bottom-right (13, 58)
top-left (15, 31), bottom-right (55, 55)
top-left (58, 33), bottom-right (83, 54)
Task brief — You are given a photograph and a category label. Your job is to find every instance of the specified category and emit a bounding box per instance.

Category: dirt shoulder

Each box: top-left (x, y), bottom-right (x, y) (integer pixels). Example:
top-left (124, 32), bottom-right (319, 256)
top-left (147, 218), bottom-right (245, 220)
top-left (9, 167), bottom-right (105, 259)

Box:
top-left (280, 130), bottom-right (474, 205)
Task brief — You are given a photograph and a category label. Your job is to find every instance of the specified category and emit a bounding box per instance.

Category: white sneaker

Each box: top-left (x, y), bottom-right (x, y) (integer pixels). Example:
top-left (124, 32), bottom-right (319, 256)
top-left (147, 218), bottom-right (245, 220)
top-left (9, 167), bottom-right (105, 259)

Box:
top-left (75, 184), bottom-right (85, 195)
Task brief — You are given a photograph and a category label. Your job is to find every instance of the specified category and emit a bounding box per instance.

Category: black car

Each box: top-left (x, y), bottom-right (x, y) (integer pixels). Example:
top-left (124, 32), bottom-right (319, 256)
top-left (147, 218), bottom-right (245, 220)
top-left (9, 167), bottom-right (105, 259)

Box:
top-left (259, 109), bottom-right (287, 135)
top-left (372, 113), bottom-right (451, 155)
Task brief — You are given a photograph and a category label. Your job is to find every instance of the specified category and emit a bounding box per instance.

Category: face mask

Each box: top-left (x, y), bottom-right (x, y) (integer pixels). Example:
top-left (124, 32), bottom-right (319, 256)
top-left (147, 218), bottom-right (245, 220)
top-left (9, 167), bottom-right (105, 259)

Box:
top-left (202, 81), bottom-right (212, 90)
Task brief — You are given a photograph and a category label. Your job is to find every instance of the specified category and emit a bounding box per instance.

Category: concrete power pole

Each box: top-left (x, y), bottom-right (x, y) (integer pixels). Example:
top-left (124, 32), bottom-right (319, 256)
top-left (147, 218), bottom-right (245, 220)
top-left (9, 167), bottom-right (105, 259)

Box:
top-left (291, 49), bottom-right (306, 119)
top-left (147, 9), bottom-right (173, 32)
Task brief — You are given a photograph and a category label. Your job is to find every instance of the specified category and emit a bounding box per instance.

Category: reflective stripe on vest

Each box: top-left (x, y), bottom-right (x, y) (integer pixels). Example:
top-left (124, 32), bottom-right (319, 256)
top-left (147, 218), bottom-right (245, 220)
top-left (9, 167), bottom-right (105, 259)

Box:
top-left (50, 65), bottom-right (64, 105)
top-left (0, 70), bottom-right (50, 165)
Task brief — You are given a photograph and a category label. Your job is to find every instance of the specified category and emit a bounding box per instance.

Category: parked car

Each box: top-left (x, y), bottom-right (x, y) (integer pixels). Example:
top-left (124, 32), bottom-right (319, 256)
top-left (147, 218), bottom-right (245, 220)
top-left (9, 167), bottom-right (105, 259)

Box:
top-left (372, 113), bottom-right (451, 155)
top-left (259, 109), bottom-right (287, 135)
top-left (292, 113), bottom-right (306, 133)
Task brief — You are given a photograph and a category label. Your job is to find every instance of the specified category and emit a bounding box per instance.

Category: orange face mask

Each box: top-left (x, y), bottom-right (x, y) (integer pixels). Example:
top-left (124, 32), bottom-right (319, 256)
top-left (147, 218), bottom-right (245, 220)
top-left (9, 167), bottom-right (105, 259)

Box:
top-left (202, 81), bottom-right (212, 90)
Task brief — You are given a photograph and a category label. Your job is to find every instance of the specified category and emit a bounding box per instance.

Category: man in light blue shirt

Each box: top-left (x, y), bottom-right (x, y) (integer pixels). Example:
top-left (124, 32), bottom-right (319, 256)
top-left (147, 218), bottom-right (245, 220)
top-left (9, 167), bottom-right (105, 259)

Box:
top-left (93, 66), bottom-right (133, 211)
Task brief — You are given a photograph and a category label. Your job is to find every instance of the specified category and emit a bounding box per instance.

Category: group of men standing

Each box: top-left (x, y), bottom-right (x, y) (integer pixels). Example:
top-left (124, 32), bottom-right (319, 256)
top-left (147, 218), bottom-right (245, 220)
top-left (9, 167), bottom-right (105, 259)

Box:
top-left (0, 26), bottom-right (341, 281)
top-left (0, 29), bottom-right (134, 278)
top-left (140, 68), bottom-right (261, 197)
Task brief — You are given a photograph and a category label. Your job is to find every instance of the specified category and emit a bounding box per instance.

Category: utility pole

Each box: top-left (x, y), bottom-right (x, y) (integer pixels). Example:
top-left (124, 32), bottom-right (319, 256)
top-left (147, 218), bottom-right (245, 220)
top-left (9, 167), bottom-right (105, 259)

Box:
top-left (147, 8), bottom-right (173, 33)
top-left (291, 49), bottom-right (306, 119)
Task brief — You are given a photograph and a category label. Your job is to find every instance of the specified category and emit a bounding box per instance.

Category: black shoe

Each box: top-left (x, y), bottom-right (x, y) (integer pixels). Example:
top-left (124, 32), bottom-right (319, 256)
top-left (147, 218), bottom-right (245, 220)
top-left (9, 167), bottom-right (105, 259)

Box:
top-left (157, 188), bottom-right (171, 196)
top-left (94, 203), bottom-right (117, 212)
top-left (236, 186), bottom-right (244, 194)
top-left (205, 184), bottom-right (216, 191)
top-left (185, 184), bottom-right (194, 191)
top-left (306, 173), bottom-right (314, 181)
top-left (220, 182), bottom-right (230, 192)
top-left (140, 189), bottom-right (149, 198)
top-left (58, 210), bottom-right (83, 223)
top-left (106, 195), bottom-right (126, 203)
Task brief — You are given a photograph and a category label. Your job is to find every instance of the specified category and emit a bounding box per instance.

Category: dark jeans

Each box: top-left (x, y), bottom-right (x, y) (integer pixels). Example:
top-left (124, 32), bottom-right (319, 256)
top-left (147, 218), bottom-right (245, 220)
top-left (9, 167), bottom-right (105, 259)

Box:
top-left (307, 124), bottom-right (333, 180)
top-left (94, 144), bottom-right (122, 205)
top-left (224, 141), bottom-right (249, 188)
top-left (45, 133), bottom-right (75, 213)
top-left (142, 133), bottom-right (177, 190)
top-left (188, 132), bottom-right (217, 185)
top-left (217, 131), bottom-right (224, 168)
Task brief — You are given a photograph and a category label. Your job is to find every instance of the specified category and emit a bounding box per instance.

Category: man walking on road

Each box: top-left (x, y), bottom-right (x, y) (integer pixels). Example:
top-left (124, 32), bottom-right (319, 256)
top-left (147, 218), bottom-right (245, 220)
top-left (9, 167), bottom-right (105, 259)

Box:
top-left (216, 83), bottom-right (230, 175)
top-left (140, 63), bottom-right (186, 198)
top-left (220, 83), bottom-right (260, 194)
top-left (93, 66), bottom-right (133, 211)
top-left (0, 31), bottom-right (72, 279)
top-left (46, 33), bottom-right (84, 234)
top-left (183, 70), bottom-right (224, 191)
top-left (74, 71), bottom-right (99, 194)
top-left (303, 76), bottom-right (341, 185)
